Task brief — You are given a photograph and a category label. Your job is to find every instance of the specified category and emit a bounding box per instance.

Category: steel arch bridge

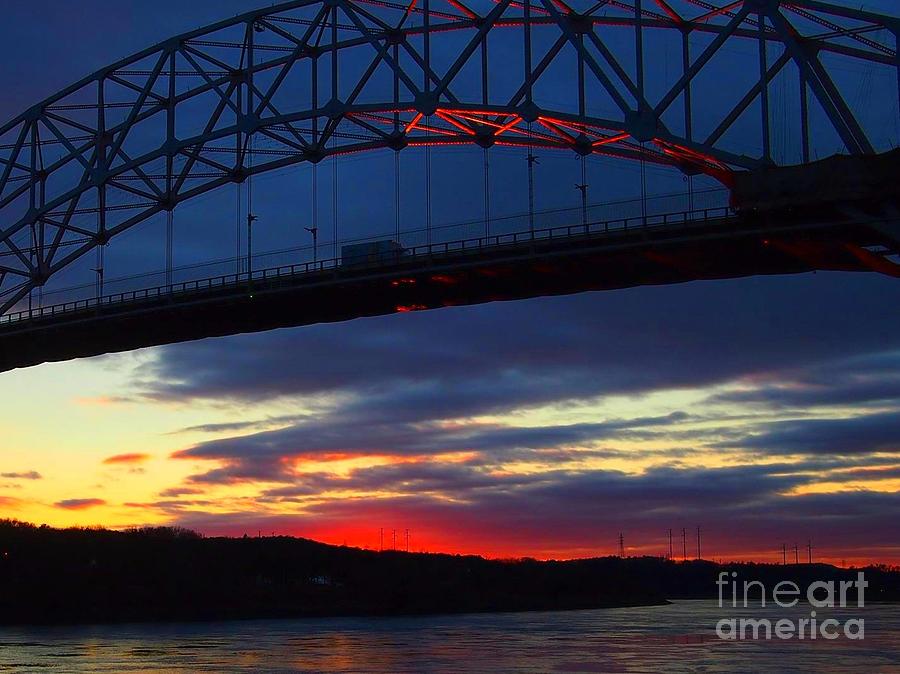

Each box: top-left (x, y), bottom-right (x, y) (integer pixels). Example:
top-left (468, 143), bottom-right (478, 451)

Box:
top-left (0, 0), bottom-right (898, 370)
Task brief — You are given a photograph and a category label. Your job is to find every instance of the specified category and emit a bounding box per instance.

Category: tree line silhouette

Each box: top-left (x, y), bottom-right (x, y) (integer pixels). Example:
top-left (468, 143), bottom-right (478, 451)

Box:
top-left (1, 520), bottom-right (896, 625)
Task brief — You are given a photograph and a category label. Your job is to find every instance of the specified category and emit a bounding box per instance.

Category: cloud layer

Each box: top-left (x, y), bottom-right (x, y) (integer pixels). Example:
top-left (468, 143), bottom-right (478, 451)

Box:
top-left (109, 273), bottom-right (900, 562)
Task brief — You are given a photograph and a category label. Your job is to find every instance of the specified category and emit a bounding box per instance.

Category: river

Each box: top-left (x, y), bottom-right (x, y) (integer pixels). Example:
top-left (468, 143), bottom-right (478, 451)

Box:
top-left (1, 600), bottom-right (898, 672)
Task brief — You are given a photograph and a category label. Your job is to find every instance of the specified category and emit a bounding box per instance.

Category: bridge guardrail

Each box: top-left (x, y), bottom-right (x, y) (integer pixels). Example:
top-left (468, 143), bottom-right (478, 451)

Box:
top-left (0, 206), bottom-right (734, 327)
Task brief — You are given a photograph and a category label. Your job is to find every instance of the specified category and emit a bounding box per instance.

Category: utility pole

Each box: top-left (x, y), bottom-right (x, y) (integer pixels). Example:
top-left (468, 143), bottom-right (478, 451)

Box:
top-left (794, 543), bottom-right (799, 565)
top-left (405, 529), bottom-right (410, 553)
top-left (379, 528), bottom-right (383, 552)
top-left (782, 543), bottom-right (787, 565)
top-left (392, 529), bottom-right (396, 551)
top-left (696, 527), bottom-right (701, 560)
top-left (807, 540), bottom-right (812, 564)
top-left (682, 528), bottom-right (687, 560)
top-left (668, 529), bottom-right (673, 560)
top-left (618, 532), bottom-right (625, 558)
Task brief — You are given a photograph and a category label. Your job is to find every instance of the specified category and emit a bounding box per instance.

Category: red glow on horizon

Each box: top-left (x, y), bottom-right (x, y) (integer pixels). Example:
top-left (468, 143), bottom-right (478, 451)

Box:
top-left (182, 520), bottom-right (900, 567)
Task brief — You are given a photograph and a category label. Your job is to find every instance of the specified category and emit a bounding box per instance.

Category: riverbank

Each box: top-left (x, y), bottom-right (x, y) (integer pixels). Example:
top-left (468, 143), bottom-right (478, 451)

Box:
top-left (0, 520), bottom-right (668, 625)
top-left (1, 520), bottom-right (897, 626)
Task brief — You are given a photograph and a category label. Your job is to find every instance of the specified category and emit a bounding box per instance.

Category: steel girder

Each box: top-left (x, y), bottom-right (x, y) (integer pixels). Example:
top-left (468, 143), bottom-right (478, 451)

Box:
top-left (0, 0), bottom-right (897, 314)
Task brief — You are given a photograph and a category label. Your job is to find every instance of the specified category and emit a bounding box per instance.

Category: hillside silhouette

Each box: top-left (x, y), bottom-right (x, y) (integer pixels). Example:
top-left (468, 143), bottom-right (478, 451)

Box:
top-left (1, 520), bottom-right (897, 625)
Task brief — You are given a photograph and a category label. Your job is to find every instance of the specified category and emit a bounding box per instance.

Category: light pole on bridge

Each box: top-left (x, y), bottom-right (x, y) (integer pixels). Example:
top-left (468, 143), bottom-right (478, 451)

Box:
top-left (575, 182), bottom-right (588, 227)
top-left (92, 265), bottom-right (104, 300)
top-left (305, 226), bottom-right (319, 264)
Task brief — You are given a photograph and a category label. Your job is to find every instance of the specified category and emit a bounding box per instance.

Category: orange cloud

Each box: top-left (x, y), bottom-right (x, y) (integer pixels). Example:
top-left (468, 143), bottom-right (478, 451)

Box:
top-left (0, 496), bottom-right (21, 508)
top-left (55, 498), bottom-right (106, 510)
top-left (103, 453), bottom-right (151, 465)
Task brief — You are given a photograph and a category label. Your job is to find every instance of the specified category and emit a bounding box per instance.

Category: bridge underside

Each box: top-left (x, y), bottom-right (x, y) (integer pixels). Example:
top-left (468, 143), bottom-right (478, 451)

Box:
top-left (0, 211), bottom-right (897, 373)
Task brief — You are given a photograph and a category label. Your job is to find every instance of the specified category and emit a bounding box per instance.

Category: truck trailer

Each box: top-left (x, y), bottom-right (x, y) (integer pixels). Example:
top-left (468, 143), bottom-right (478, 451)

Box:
top-left (340, 240), bottom-right (406, 267)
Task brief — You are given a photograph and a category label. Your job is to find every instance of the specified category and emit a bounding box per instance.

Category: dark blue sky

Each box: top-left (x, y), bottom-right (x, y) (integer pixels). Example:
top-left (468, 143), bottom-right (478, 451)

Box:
top-left (2, 0), bottom-right (896, 294)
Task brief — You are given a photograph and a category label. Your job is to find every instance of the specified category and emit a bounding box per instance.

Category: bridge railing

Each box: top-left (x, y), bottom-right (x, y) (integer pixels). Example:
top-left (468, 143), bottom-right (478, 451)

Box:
top-left (0, 204), bottom-right (735, 327)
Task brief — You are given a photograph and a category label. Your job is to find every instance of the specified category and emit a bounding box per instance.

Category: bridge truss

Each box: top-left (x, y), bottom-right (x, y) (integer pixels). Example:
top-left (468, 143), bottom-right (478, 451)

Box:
top-left (0, 0), bottom-right (897, 315)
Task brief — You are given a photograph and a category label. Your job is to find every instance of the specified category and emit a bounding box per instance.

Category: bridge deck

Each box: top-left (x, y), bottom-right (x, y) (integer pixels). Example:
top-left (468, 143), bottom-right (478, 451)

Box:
top-left (0, 208), bottom-right (893, 372)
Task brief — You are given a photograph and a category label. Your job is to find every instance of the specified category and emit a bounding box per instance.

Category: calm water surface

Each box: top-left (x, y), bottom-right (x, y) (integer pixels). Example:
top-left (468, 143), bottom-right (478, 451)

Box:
top-left (1, 600), bottom-right (898, 673)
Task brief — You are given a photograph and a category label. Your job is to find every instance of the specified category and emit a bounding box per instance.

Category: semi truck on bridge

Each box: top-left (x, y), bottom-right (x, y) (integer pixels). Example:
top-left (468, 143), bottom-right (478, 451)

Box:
top-left (341, 241), bottom-right (406, 268)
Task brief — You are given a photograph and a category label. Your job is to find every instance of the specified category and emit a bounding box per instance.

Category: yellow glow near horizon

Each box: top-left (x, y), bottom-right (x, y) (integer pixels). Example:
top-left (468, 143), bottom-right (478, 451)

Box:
top-left (1, 343), bottom-right (898, 563)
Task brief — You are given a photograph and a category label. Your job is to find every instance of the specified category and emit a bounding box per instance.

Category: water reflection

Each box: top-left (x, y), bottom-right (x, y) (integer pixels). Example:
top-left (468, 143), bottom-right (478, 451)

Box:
top-left (1, 601), bottom-right (898, 673)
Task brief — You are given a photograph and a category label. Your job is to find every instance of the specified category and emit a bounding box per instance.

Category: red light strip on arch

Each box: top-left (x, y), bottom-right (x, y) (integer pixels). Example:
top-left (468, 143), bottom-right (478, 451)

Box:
top-left (345, 108), bottom-right (731, 178)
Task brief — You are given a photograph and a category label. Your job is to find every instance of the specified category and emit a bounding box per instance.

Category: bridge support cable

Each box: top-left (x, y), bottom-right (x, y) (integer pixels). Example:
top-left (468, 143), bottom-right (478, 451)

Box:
top-left (482, 16), bottom-right (490, 239)
top-left (235, 184), bottom-right (242, 275)
top-left (635, 0), bottom-right (647, 224)
top-left (393, 36), bottom-right (401, 246)
top-left (635, 0), bottom-right (645, 97)
top-left (426, 124), bottom-right (433, 247)
top-left (246, 134), bottom-right (257, 281)
top-left (685, 175), bottom-right (694, 218)
top-left (524, 0), bottom-right (535, 236)
top-left (332, 155), bottom-right (338, 259)
top-left (763, 8), bottom-right (873, 156)
top-left (527, 123), bottom-right (537, 235)
top-left (576, 24), bottom-right (587, 229)
top-left (166, 210), bottom-right (173, 288)
top-left (93, 244), bottom-right (104, 300)
top-left (640, 143), bottom-right (648, 223)
top-left (483, 148), bottom-right (491, 237)
top-left (394, 151), bottom-right (401, 245)
top-left (28, 225), bottom-right (34, 316)
top-left (800, 68), bottom-right (811, 164)
top-left (758, 12), bottom-right (771, 163)
top-left (312, 164), bottom-right (318, 264)
top-left (681, 29), bottom-right (694, 219)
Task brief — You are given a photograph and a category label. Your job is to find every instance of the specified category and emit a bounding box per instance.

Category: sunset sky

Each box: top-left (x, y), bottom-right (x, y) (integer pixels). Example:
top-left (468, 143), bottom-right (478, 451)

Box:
top-left (1, 1), bottom-right (899, 566)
